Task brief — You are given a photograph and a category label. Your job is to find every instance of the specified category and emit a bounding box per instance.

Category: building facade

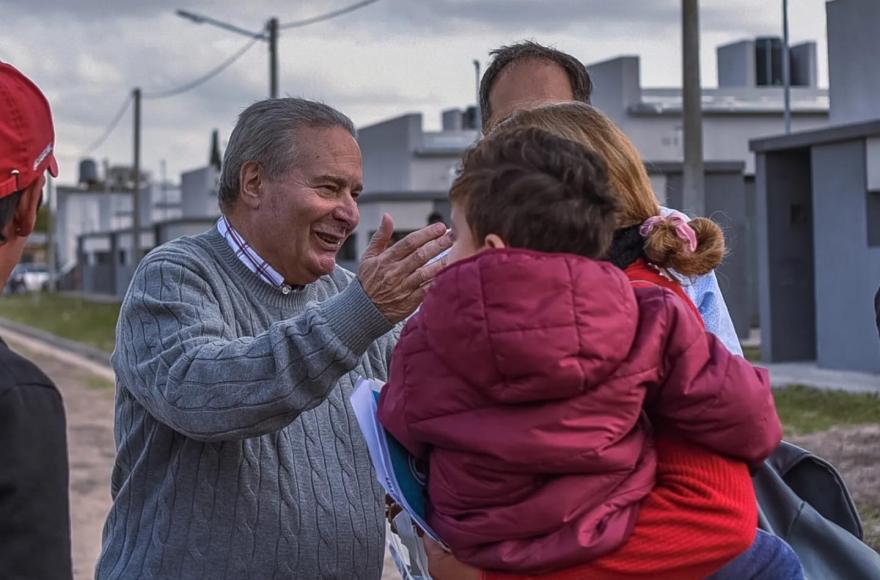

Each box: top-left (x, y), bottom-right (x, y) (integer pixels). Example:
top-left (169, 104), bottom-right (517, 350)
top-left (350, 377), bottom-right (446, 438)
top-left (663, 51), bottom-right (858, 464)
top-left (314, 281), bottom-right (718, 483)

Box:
top-left (751, 0), bottom-right (880, 373)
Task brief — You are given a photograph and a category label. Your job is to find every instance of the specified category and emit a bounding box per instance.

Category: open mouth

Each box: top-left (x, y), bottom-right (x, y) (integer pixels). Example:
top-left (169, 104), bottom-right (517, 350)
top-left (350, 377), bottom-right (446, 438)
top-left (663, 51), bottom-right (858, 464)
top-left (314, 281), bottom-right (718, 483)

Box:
top-left (314, 231), bottom-right (345, 249)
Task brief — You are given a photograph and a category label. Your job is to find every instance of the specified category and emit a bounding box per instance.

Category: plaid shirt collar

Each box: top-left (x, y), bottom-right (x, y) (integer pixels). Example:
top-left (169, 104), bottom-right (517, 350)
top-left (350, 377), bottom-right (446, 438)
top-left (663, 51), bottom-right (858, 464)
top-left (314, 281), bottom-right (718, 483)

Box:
top-left (217, 217), bottom-right (297, 294)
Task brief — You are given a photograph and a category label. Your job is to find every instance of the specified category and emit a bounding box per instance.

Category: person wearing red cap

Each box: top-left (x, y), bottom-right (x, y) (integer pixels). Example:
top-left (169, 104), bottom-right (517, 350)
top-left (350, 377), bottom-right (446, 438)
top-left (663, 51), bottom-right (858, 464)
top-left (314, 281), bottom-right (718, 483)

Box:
top-left (0, 62), bottom-right (72, 580)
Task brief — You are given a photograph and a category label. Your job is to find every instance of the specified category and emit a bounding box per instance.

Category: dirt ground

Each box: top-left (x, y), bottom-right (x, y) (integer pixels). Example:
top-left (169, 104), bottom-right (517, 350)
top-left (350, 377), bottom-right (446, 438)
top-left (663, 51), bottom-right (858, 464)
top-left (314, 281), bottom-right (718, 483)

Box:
top-left (788, 425), bottom-right (880, 550)
top-left (13, 341), bottom-right (877, 578)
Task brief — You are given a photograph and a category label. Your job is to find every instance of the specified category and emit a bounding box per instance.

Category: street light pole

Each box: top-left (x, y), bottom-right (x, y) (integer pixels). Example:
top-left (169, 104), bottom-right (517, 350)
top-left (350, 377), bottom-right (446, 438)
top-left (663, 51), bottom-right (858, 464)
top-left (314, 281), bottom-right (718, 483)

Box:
top-left (782, 0), bottom-right (791, 134)
top-left (132, 87), bottom-right (142, 264)
top-left (473, 59), bottom-right (481, 130)
top-left (268, 18), bottom-right (279, 98)
top-left (175, 10), bottom-right (271, 97)
top-left (46, 174), bottom-right (55, 291)
top-left (682, 0), bottom-right (705, 217)
top-left (176, 3), bottom-right (381, 99)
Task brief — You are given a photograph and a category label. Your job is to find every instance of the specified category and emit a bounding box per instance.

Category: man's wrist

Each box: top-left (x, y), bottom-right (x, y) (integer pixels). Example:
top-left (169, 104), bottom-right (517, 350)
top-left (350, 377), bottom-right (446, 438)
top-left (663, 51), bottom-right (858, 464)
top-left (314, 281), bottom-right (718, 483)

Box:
top-left (321, 279), bottom-right (394, 356)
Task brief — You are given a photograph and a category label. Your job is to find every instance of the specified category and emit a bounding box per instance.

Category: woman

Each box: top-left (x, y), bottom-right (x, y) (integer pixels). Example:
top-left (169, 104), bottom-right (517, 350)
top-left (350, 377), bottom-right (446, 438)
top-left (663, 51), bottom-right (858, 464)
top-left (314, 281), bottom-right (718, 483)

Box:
top-left (421, 102), bottom-right (800, 580)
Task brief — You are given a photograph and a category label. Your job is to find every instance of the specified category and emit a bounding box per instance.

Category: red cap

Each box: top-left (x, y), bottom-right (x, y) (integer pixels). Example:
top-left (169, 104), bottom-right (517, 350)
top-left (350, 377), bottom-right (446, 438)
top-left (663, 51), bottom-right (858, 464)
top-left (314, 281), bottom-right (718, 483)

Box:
top-left (0, 62), bottom-right (58, 199)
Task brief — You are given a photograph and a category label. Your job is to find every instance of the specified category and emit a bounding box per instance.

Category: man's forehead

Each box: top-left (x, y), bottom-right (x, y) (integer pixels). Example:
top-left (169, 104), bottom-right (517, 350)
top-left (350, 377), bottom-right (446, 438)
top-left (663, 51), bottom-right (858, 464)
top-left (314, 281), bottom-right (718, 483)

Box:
top-left (495, 58), bottom-right (572, 94)
top-left (488, 58), bottom-right (575, 126)
top-left (293, 126), bottom-right (362, 177)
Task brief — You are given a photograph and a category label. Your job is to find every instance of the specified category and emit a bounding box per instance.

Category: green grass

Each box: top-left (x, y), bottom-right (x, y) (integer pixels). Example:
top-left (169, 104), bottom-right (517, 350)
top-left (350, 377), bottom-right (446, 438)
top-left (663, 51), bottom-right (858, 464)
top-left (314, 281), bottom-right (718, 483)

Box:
top-left (857, 502), bottom-right (880, 552)
top-left (742, 344), bottom-right (761, 363)
top-left (773, 384), bottom-right (880, 436)
top-left (86, 376), bottom-right (115, 390)
top-left (0, 293), bottom-right (119, 354)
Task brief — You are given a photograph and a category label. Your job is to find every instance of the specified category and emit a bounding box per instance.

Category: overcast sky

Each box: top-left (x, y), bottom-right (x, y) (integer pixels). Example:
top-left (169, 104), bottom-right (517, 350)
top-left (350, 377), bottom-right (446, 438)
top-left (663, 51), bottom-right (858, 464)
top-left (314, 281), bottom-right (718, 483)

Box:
top-left (0, 0), bottom-right (829, 185)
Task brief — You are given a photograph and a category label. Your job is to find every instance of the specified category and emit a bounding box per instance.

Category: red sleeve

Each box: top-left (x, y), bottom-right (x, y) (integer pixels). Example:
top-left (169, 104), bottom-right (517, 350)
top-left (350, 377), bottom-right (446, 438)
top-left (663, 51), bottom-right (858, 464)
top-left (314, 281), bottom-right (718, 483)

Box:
top-left (483, 436), bottom-right (756, 580)
top-left (376, 317), bottom-right (429, 458)
top-left (642, 289), bottom-right (781, 464)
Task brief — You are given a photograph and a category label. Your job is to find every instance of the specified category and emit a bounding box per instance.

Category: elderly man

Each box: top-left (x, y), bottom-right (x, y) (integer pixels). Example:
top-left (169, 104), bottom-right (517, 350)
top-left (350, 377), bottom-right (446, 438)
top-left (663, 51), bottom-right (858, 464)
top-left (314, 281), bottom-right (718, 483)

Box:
top-left (479, 41), bottom-right (742, 354)
top-left (96, 98), bottom-right (450, 579)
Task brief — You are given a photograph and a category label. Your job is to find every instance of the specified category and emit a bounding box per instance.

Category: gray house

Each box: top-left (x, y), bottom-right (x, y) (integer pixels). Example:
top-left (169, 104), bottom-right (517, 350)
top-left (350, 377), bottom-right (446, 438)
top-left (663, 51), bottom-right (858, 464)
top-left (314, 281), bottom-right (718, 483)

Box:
top-left (750, 0), bottom-right (880, 374)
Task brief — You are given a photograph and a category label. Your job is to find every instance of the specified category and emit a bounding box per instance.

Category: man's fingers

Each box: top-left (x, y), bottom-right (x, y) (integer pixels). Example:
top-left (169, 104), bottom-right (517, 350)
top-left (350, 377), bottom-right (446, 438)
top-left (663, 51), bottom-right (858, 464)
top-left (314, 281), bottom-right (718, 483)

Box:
top-left (383, 223), bottom-right (448, 262)
top-left (404, 256), bottom-right (447, 291)
top-left (398, 233), bottom-right (452, 275)
top-left (362, 214), bottom-right (394, 261)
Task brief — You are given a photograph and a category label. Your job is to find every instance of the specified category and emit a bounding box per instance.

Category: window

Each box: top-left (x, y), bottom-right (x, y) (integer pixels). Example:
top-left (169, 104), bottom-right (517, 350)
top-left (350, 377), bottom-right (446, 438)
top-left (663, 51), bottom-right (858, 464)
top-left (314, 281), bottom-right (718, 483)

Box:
top-left (94, 252), bottom-right (111, 266)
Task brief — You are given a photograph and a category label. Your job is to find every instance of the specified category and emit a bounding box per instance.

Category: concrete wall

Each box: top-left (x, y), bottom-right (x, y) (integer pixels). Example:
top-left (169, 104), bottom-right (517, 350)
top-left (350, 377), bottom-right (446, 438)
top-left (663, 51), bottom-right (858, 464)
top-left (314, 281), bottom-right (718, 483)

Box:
top-left (410, 157), bottom-right (458, 192)
top-left (56, 189), bottom-right (132, 271)
top-left (790, 42), bottom-right (819, 88)
top-left (827, 0), bottom-right (880, 125)
top-left (810, 139), bottom-right (880, 372)
top-left (587, 56), bottom-right (641, 121)
top-left (744, 177), bottom-right (760, 327)
top-left (354, 199), bottom-right (435, 258)
top-left (717, 40), bottom-right (756, 87)
top-left (181, 166), bottom-right (220, 219)
top-left (359, 114), bottom-right (419, 192)
top-left (587, 56), bottom-right (828, 174)
top-left (616, 111), bottom-right (828, 175)
top-left (755, 149), bottom-right (817, 362)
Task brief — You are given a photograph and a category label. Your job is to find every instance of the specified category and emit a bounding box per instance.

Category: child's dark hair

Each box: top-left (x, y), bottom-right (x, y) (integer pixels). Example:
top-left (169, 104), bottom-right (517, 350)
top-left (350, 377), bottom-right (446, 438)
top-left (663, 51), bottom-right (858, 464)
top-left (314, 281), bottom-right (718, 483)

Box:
top-left (449, 127), bottom-right (619, 259)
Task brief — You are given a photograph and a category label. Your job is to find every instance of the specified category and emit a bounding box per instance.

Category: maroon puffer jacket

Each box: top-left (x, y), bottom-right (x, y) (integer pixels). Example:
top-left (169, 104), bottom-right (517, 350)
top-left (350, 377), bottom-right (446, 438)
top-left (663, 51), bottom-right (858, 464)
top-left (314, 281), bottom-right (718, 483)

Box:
top-left (377, 249), bottom-right (780, 573)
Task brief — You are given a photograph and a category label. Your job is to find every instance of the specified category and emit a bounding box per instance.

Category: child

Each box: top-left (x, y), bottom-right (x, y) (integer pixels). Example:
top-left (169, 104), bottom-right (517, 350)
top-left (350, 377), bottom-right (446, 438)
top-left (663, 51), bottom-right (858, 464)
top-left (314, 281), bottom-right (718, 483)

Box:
top-left (377, 127), bottom-right (783, 574)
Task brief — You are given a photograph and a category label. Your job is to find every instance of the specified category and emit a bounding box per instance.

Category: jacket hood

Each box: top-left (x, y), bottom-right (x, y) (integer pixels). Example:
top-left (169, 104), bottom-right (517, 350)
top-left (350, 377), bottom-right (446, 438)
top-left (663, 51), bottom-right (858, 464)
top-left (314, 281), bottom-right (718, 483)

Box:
top-left (419, 249), bottom-right (639, 404)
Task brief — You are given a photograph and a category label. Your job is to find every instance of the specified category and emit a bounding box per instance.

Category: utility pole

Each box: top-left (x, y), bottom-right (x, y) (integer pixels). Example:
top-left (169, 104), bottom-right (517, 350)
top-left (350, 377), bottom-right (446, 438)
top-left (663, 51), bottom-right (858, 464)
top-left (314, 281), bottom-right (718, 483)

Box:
top-left (473, 59), bottom-right (481, 130)
top-left (268, 18), bottom-right (279, 98)
top-left (176, 3), bottom-right (381, 100)
top-left (132, 87), bottom-right (142, 265)
top-left (46, 175), bottom-right (55, 292)
top-left (782, 0), bottom-right (791, 134)
top-left (682, 0), bottom-right (705, 217)
top-left (160, 159), bottom-right (167, 222)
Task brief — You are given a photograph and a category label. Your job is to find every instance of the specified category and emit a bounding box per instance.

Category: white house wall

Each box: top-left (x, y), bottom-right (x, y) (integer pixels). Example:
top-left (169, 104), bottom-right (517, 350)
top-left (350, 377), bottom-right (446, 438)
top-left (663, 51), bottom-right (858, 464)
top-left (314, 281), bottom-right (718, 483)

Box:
top-left (617, 113), bottom-right (829, 174)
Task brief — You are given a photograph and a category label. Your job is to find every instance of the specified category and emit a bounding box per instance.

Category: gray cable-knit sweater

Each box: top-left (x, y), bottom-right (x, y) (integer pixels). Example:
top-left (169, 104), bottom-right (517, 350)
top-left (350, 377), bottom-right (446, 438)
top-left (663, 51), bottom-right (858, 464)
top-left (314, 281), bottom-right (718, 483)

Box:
top-left (96, 227), bottom-right (400, 580)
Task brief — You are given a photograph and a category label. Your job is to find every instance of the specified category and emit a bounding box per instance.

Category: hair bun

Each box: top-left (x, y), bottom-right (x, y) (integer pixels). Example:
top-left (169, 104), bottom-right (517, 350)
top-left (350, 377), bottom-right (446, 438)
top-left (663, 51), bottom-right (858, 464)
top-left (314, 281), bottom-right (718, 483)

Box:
top-left (643, 216), bottom-right (725, 277)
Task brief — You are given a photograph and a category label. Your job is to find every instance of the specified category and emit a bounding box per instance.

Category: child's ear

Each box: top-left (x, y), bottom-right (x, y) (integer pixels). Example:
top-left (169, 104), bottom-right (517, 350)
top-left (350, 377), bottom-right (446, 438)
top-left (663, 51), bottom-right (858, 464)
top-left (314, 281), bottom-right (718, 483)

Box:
top-left (484, 234), bottom-right (507, 250)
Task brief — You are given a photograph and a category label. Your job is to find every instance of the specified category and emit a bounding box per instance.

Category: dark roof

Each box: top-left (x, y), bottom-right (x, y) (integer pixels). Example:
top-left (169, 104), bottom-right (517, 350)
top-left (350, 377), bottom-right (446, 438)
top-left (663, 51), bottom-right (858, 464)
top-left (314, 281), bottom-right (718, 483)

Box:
top-left (750, 118), bottom-right (880, 152)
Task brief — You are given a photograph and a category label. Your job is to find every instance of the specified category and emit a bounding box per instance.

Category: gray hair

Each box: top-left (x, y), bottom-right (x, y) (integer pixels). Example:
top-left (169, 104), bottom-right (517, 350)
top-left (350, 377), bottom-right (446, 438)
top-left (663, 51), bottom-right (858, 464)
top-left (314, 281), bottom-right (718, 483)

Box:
top-left (218, 97), bottom-right (356, 212)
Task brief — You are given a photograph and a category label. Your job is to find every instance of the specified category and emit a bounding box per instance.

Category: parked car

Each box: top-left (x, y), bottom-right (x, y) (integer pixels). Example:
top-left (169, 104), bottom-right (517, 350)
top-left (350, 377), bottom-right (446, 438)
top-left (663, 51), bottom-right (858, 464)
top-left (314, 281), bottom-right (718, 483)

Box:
top-left (7, 263), bottom-right (50, 293)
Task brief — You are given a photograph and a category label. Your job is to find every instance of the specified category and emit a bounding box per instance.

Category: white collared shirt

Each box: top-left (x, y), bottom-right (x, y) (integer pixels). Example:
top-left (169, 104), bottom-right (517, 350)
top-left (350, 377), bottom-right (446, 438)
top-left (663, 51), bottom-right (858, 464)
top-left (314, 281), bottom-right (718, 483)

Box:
top-left (217, 217), bottom-right (297, 294)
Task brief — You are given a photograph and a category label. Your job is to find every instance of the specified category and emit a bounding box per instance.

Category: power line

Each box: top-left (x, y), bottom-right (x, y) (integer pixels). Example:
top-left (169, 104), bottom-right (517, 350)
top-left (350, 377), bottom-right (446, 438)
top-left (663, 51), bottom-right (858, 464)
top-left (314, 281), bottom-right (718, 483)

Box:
top-left (279, 0), bottom-right (381, 29)
top-left (63, 0), bottom-right (382, 162)
top-left (142, 35), bottom-right (261, 100)
top-left (80, 94), bottom-right (132, 156)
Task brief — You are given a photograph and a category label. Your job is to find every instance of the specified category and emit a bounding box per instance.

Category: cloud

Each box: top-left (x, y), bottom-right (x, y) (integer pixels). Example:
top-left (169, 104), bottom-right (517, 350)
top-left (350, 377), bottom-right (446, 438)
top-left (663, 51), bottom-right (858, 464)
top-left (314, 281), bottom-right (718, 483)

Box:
top-left (1, 0), bottom-right (828, 185)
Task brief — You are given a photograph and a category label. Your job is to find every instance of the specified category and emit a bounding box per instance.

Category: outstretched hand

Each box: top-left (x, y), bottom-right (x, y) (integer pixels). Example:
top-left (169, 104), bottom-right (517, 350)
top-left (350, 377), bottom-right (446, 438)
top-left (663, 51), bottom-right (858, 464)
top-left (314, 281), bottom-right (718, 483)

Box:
top-left (358, 214), bottom-right (451, 324)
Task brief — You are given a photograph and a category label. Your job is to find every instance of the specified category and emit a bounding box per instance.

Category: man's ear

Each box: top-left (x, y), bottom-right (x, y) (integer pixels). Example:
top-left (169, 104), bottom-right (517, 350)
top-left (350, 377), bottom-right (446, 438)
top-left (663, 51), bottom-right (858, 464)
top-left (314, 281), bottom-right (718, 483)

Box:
top-left (13, 177), bottom-right (44, 238)
top-left (484, 233), bottom-right (507, 250)
top-left (239, 161), bottom-right (263, 210)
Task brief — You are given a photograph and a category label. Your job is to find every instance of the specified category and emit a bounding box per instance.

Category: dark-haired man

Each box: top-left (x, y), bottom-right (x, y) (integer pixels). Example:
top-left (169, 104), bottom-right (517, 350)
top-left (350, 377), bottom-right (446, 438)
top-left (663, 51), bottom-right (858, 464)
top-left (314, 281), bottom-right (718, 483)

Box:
top-left (479, 40), bottom-right (742, 355)
top-left (0, 62), bottom-right (72, 580)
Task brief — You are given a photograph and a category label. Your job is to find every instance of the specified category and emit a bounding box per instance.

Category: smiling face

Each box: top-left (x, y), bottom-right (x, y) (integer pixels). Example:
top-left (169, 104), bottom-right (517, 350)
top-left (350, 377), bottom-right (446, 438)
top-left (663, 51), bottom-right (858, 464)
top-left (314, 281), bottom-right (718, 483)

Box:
top-left (251, 125), bottom-right (363, 285)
